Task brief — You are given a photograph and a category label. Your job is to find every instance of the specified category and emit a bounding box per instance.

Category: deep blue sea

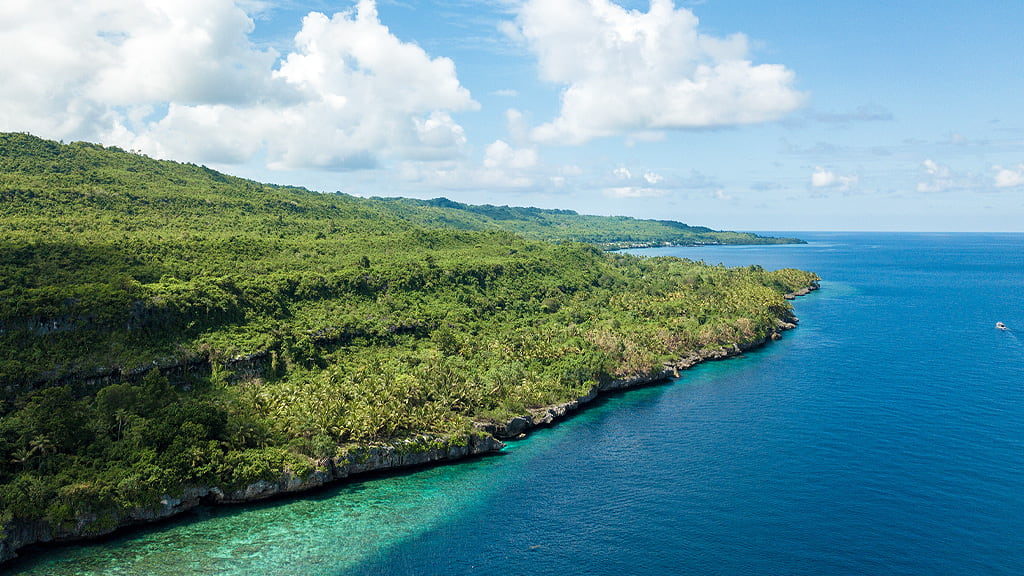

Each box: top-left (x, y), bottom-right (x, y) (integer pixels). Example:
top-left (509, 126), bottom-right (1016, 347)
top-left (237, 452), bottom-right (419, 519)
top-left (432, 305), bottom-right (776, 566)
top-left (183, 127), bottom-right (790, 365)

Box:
top-left (12, 232), bottom-right (1024, 576)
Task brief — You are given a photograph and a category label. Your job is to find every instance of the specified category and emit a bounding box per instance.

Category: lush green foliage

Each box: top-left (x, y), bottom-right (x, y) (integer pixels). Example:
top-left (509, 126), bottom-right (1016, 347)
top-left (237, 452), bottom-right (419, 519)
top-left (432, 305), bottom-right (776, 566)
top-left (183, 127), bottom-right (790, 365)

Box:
top-left (366, 197), bottom-right (804, 247)
top-left (0, 133), bottom-right (818, 531)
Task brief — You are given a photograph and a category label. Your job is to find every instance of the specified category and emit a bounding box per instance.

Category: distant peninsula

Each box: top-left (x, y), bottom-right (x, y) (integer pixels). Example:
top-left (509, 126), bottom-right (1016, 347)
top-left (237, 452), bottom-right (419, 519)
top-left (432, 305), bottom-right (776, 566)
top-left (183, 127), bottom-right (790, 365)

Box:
top-left (0, 133), bottom-right (817, 564)
top-left (364, 196), bottom-right (805, 248)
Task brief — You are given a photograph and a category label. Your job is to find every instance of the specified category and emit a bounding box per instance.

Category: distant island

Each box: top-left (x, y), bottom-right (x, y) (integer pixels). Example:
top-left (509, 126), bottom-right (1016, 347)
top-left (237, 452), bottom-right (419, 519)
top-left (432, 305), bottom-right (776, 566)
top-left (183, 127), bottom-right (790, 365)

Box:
top-left (0, 133), bottom-right (818, 564)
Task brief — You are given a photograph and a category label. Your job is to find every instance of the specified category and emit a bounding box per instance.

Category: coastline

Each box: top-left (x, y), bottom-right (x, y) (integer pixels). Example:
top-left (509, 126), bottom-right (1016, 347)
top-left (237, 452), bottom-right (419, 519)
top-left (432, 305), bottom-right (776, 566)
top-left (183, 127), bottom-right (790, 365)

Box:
top-left (602, 237), bottom-right (807, 251)
top-left (481, 283), bottom-right (818, 440)
top-left (0, 434), bottom-right (504, 566)
top-left (0, 283), bottom-right (818, 567)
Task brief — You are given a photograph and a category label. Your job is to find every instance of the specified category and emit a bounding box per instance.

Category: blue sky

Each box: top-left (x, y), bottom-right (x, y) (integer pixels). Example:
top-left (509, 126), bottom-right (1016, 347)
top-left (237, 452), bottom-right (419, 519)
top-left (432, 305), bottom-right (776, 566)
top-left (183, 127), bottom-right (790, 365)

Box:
top-left (1, 0), bottom-right (1022, 231)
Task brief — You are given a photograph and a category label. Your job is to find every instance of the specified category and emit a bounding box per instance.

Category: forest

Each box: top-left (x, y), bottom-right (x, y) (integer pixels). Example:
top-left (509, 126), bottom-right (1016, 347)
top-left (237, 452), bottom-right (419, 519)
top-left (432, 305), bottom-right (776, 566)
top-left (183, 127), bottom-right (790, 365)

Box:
top-left (0, 133), bottom-right (818, 540)
top-left (365, 196), bottom-right (805, 247)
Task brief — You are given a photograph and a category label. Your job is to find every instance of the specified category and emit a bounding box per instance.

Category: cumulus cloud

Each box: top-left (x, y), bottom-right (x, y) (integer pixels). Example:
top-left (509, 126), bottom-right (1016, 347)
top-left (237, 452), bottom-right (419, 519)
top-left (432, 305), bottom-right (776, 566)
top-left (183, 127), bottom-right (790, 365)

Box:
top-left (476, 140), bottom-right (538, 187)
top-left (399, 139), bottom-right (558, 190)
top-left (505, 108), bottom-right (531, 144)
top-left (0, 0), bottom-right (477, 170)
top-left (603, 187), bottom-right (670, 199)
top-left (643, 171), bottom-right (664, 185)
top-left (510, 0), bottom-right (804, 144)
top-left (611, 166), bottom-right (671, 187)
top-left (811, 166), bottom-right (858, 191)
top-left (0, 0), bottom-right (271, 140)
top-left (603, 165), bottom-right (674, 199)
top-left (917, 159), bottom-right (955, 193)
top-left (484, 139), bottom-right (538, 171)
top-left (994, 164), bottom-right (1024, 188)
top-left (922, 159), bottom-right (948, 176)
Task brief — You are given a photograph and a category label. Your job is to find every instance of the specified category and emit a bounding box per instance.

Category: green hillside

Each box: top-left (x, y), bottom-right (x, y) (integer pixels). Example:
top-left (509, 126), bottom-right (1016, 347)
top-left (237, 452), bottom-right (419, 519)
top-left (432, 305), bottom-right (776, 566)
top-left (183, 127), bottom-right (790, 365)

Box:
top-left (366, 196), bottom-right (803, 247)
top-left (0, 133), bottom-right (817, 547)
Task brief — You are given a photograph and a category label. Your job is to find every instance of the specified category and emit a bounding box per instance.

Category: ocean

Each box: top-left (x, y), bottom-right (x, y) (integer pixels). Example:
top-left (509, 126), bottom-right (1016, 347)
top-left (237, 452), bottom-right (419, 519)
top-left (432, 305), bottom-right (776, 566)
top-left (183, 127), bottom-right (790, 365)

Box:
top-left (11, 232), bottom-right (1024, 575)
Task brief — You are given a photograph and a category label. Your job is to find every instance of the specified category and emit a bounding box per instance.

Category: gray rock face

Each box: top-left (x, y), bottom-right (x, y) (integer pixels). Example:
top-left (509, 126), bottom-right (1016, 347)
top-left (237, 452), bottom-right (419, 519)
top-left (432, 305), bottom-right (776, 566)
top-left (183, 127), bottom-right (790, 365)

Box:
top-left (503, 417), bottom-right (532, 437)
top-left (784, 283), bottom-right (819, 300)
top-left (0, 434), bottom-right (504, 565)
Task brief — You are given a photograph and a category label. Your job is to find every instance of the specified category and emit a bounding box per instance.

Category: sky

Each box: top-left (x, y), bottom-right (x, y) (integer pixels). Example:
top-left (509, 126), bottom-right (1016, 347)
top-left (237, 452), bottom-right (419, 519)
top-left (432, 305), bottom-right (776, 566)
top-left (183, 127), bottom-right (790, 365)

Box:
top-left (1, 0), bottom-right (1022, 232)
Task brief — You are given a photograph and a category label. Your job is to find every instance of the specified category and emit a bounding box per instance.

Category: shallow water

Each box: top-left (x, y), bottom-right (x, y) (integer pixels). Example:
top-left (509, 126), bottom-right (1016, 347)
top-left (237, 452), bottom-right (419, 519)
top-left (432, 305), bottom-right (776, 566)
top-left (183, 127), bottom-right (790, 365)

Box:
top-left (14, 232), bottom-right (1024, 575)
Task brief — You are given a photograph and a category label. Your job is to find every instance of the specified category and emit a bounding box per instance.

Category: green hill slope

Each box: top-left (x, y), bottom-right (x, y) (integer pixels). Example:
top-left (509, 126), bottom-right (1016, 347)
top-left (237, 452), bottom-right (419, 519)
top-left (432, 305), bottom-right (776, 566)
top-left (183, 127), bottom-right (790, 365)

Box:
top-left (367, 196), bottom-right (802, 247)
top-left (0, 133), bottom-right (817, 559)
top-left (0, 132), bottom-right (799, 249)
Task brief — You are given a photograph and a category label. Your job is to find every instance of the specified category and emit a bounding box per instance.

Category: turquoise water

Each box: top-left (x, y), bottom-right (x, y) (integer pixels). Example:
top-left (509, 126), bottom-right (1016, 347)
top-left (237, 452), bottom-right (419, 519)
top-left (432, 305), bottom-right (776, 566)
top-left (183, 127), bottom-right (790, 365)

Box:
top-left (13, 232), bottom-right (1024, 575)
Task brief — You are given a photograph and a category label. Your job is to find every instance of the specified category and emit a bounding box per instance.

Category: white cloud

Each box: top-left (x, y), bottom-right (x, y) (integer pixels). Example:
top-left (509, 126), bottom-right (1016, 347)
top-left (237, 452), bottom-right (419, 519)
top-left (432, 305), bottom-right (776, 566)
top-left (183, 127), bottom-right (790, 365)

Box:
top-left (506, 108), bottom-right (530, 144)
top-left (917, 158), bottom-right (955, 192)
top-left (511, 0), bottom-right (804, 144)
top-left (91, 3), bottom-right (275, 106)
top-left (399, 139), bottom-right (552, 191)
top-left (922, 159), bottom-right (948, 176)
top-left (603, 186), bottom-right (670, 199)
top-left (603, 165), bottom-right (673, 198)
top-left (994, 164), bottom-right (1024, 188)
top-left (811, 166), bottom-right (858, 191)
top-left (612, 166), bottom-right (665, 185)
top-left (810, 168), bottom-right (833, 187)
top-left (0, 0), bottom-right (477, 170)
top-left (0, 0), bottom-right (271, 140)
top-left (478, 139), bottom-right (540, 188)
top-left (613, 167), bottom-right (633, 180)
top-left (643, 171), bottom-right (664, 185)
top-left (484, 139), bottom-right (538, 171)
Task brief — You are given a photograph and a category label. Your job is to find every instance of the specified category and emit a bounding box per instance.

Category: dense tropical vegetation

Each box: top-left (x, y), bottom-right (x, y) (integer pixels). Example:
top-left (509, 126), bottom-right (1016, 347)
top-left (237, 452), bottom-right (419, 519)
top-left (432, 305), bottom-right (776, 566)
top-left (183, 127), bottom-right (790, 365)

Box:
top-left (365, 196), bottom-right (804, 247)
top-left (0, 133), bottom-right (817, 540)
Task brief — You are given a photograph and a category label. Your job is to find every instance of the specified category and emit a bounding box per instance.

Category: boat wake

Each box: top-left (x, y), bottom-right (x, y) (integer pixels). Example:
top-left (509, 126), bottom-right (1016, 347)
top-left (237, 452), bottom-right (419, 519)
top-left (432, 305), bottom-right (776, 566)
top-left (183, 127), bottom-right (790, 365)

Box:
top-left (999, 327), bottom-right (1024, 355)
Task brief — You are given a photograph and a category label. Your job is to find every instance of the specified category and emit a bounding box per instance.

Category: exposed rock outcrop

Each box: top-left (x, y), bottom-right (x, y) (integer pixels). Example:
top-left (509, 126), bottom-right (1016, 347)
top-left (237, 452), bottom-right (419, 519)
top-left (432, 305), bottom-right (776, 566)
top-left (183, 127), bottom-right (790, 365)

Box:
top-left (784, 281), bottom-right (820, 300)
top-left (0, 434), bottom-right (503, 565)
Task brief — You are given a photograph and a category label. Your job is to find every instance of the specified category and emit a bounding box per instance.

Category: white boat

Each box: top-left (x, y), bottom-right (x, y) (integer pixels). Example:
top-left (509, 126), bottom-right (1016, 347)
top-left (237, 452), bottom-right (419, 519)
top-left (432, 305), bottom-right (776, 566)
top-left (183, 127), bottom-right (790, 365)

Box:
top-left (995, 322), bottom-right (1008, 330)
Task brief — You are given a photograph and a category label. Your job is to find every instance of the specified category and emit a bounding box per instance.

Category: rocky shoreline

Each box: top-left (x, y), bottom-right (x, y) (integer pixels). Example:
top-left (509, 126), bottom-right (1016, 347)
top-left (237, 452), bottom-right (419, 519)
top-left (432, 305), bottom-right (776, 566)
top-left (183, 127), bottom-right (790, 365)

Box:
top-left (480, 283), bottom-right (817, 440)
top-left (0, 434), bottom-right (504, 565)
top-left (0, 283), bottom-right (818, 566)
